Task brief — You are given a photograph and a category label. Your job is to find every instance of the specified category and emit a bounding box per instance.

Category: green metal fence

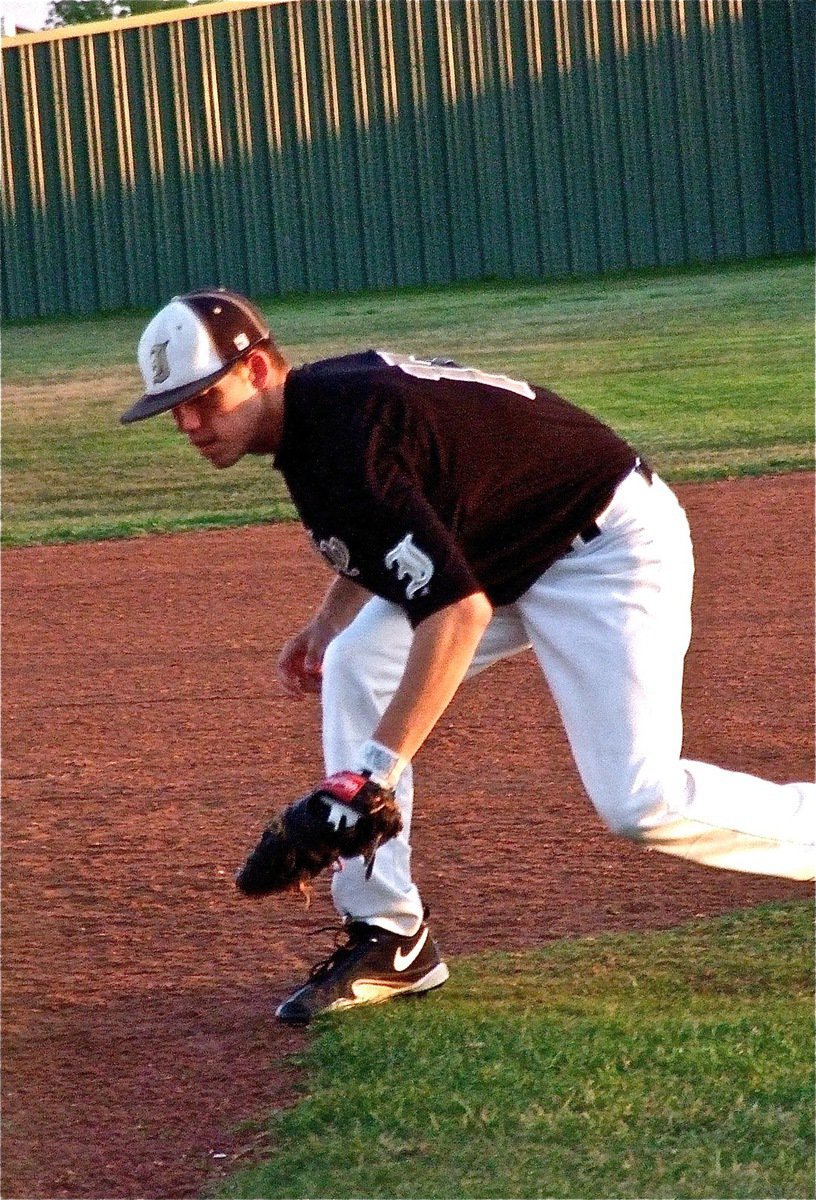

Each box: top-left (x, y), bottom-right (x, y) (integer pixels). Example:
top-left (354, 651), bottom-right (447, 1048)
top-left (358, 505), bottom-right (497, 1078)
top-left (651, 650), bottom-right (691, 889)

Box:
top-left (1, 0), bottom-right (813, 320)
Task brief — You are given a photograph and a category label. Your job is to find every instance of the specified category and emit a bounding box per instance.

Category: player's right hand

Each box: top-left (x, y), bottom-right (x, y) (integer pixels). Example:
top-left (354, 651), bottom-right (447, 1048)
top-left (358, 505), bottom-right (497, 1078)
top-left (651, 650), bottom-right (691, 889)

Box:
top-left (276, 623), bottom-right (329, 696)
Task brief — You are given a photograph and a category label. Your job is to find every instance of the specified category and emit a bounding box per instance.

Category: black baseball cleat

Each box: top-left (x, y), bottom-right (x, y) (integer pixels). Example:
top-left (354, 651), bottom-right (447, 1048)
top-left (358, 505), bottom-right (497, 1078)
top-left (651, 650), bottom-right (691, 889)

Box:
top-left (275, 911), bottom-right (449, 1025)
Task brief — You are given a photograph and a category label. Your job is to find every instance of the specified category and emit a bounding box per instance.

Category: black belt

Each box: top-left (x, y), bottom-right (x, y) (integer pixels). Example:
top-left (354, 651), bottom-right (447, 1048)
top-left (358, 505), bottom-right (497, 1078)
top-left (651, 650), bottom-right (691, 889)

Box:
top-left (573, 459), bottom-right (653, 546)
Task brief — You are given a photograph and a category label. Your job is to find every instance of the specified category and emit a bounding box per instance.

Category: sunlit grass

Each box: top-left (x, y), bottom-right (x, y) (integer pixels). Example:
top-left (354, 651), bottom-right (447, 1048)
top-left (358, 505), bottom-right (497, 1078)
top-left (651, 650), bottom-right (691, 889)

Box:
top-left (216, 902), bottom-right (814, 1200)
top-left (3, 257), bottom-right (813, 546)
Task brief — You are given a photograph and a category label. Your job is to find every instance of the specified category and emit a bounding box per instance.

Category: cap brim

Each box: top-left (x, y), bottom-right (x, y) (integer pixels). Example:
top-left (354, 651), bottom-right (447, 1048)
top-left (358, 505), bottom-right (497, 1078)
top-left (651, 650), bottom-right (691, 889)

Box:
top-left (120, 362), bottom-right (235, 424)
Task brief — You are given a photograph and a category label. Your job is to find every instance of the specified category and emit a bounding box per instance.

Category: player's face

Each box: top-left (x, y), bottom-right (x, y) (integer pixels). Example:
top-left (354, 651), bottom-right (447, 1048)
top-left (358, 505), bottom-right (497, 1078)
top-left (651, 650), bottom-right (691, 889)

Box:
top-left (171, 363), bottom-right (266, 469)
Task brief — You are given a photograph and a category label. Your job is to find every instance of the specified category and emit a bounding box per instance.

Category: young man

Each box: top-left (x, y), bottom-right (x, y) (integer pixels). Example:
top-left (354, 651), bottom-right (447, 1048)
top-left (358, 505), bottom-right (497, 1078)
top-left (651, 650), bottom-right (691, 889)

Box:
top-left (122, 287), bottom-right (815, 1024)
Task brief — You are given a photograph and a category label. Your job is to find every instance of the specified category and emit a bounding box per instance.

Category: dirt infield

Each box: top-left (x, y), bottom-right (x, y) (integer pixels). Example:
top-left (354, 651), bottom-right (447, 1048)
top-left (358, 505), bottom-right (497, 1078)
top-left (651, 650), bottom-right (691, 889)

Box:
top-left (3, 473), bottom-right (813, 1200)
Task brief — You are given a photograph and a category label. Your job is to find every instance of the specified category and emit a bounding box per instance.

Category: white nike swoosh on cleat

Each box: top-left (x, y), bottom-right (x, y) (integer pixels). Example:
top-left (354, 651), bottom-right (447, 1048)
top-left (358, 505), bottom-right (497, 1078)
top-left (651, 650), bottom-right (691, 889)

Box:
top-left (393, 926), bottom-right (429, 972)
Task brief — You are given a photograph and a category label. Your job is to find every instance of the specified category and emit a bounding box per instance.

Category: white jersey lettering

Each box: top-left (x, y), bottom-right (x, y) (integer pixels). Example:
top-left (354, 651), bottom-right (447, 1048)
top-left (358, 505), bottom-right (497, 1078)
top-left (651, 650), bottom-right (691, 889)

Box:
top-left (377, 350), bottom-right (536, 400)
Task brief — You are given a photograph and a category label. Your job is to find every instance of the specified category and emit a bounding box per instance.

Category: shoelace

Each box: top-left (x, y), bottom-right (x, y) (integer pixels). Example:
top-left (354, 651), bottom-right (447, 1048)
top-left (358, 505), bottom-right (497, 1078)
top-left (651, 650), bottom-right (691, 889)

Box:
top-left (306, 922), bottom-right (376, 983)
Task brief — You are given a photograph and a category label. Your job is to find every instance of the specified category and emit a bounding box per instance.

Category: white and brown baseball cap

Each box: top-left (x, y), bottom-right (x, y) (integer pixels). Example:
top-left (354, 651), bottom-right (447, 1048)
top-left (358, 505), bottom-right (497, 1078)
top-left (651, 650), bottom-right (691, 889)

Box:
top-left (121, 288), bottom-right (270, 424)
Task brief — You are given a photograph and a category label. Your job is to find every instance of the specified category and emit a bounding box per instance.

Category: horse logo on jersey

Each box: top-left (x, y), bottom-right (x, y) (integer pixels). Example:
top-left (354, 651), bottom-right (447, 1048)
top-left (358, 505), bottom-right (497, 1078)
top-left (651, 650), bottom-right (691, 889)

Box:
top-left (311, 533), bottom-right (360, 577)
top-left (384, 533), bottom-right (434, 599)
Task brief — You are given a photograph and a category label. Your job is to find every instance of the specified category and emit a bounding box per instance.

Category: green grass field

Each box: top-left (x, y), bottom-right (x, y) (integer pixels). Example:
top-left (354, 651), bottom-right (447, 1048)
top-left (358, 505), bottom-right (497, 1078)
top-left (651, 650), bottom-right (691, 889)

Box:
top-left (216, 903), bottom-right (814, 1200)
top-left (2, 257), bottom-right (814, 547)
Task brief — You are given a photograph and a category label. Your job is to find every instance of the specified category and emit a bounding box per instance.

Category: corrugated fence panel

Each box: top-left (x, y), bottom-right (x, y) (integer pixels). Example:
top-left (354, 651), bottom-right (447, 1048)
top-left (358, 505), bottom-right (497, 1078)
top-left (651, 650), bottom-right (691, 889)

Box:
top-left (1, 0), bottom-right (813, 319)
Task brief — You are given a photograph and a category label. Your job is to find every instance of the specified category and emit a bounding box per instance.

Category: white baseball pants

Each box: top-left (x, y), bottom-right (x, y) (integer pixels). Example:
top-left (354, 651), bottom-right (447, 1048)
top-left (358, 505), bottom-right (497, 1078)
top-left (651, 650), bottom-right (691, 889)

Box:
top-left (321, 469), bottom-right (816, 935)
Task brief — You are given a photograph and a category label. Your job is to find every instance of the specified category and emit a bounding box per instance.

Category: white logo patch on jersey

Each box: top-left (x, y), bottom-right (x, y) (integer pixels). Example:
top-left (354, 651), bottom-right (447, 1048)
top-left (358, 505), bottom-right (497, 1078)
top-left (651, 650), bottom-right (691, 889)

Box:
top-left (384, 533), bottom-right (434, 599)
top-left (311, 534), bottom-right (359, 577)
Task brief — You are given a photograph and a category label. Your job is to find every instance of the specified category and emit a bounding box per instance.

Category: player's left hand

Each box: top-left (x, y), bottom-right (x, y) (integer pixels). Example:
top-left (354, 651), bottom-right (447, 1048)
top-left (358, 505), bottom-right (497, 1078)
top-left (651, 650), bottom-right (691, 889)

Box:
top-left (235, 772), bottom-right (403, 897)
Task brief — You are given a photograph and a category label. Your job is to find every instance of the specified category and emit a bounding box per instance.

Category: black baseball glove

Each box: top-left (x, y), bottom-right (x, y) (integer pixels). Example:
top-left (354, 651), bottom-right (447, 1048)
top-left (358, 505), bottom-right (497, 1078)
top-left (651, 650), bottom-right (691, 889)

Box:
top-left (235, 771), bottom-right (403, 898)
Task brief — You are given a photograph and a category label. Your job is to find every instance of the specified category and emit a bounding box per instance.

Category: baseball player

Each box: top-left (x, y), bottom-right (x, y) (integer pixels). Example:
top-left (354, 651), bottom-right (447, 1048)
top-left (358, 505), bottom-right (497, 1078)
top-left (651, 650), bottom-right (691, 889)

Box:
top-left (122, 288), bottom-right (816, 1024)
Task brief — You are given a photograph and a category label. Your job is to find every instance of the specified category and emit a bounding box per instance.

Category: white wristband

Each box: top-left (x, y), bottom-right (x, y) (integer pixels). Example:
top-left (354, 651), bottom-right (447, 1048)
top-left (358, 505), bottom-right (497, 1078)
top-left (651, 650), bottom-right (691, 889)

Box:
top-left (356, 739), bottom-right (409, 789)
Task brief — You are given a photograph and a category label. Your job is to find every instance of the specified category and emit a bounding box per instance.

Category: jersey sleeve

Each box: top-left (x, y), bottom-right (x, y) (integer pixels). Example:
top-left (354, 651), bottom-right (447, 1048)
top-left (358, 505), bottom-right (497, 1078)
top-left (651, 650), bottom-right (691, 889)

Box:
top-left (301, 456), bottom-right (484, 626)
top-left (358, 474), bottom-right (485, 626)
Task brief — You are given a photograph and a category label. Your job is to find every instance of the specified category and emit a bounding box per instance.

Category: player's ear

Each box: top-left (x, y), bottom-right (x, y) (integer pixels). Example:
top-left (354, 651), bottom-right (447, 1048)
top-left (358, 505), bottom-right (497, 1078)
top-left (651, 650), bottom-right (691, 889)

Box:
top-left (244, 347), bottom-right (275, 390)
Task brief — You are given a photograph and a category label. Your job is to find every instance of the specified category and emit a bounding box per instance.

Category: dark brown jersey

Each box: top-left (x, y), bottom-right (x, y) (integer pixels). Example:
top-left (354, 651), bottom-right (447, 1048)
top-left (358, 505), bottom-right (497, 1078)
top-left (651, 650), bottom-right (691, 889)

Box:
top-left (275, 350), bottom-right (637, 625)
